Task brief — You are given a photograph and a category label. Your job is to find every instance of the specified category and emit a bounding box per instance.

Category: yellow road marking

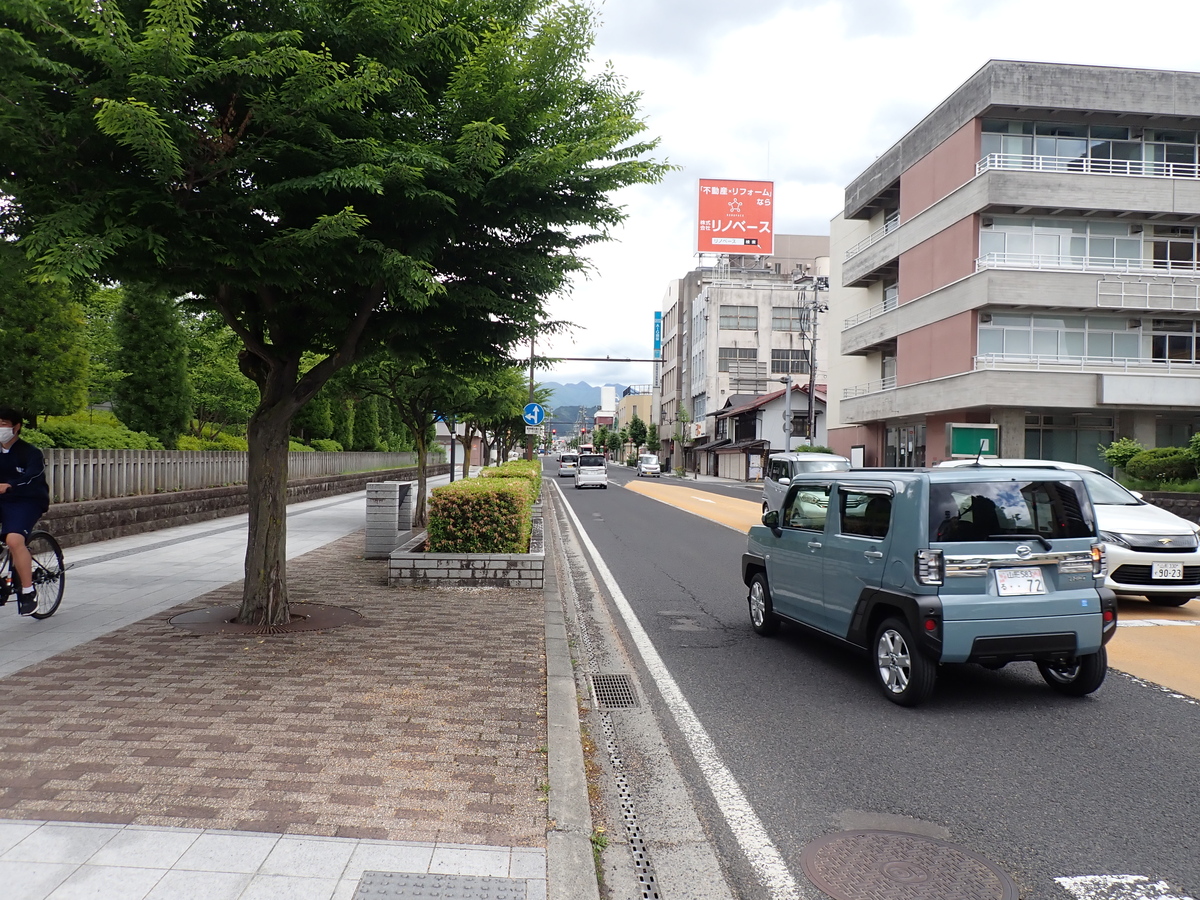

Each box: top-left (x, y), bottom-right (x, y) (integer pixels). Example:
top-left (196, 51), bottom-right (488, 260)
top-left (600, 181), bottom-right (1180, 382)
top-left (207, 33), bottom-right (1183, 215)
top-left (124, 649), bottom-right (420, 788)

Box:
top-left (623, 479), bottom-right (762, 533)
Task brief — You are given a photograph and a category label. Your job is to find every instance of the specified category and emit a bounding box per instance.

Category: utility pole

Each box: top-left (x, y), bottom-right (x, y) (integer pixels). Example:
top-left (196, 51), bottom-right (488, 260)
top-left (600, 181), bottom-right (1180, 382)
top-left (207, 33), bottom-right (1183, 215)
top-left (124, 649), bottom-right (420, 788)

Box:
top-left (792, 274), bottom-right (829, 446)
top-left (526, 330), bottom-right (535, 461)
top-left (779, 373), bottom-right (793, 452)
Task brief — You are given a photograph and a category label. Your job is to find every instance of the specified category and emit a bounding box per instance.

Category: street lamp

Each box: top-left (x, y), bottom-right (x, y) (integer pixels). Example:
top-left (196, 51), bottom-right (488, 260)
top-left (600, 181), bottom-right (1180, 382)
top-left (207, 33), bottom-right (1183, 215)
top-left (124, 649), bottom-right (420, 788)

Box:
top-left (792, 274), bottom-right (830, 446)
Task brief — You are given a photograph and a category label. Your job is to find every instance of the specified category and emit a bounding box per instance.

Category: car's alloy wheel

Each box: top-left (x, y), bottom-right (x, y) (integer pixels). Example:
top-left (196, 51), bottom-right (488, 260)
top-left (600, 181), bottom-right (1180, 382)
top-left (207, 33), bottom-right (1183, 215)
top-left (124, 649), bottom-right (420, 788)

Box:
top-left (872, 617), bottom-right (936, 706)
top-left (748, 573), bottom-right (779, 636)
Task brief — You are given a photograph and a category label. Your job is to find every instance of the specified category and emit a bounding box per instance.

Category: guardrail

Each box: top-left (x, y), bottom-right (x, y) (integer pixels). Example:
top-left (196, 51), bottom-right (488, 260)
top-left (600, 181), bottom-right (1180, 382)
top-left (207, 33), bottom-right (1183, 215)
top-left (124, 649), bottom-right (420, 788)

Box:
top-left (43, 449), bottom-right (431, 504)
top-left (843, 298), bottom-right (899, 328)
top-left (976, 152), bottom-right (1200, 181)
top-left (976, 253), bottom-right (1200, 277)
top-left (843, 212), bottom-right (901, 260)
top-left (842, 376), bottom-right (897, 399)
top-left (973, 354), bottom-right (1200, 374)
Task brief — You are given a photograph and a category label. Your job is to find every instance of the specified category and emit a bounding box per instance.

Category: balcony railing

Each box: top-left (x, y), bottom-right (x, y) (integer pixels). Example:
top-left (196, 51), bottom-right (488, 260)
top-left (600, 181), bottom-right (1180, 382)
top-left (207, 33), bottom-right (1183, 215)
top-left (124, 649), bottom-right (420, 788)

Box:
top-left (976, 153), bottom-right (1200, 181)
top-left (844, 296), bottom-right (899, 328)
top-left (974, 354), bottom-right (1200, 375)
top-left (976, 252), bottom-right (1200, 277)
top-left (842, 376), bottom-right (897, 399)
top-left (1097, 277), bottom-right (1200, 312)
top-left (843, 211), bottom-right (900, 260)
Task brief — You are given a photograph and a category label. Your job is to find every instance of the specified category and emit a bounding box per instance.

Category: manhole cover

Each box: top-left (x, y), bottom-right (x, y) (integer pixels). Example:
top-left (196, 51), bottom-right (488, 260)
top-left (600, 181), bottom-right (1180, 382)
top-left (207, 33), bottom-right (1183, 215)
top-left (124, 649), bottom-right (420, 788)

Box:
top-left (169, 603), bottom-right (361, 634)
top-left (800, 830), bottom-right (1018, 900)
top-left (591, 673), bottom-right (639, 708)
top-left (351, 871), bottom-right (527, 899)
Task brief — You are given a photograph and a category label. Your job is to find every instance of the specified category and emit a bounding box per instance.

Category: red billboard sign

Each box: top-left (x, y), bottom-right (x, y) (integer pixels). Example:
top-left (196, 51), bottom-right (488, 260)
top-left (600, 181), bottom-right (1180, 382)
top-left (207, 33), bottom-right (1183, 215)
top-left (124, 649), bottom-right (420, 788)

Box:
top-left (697, 179), bottom-right (774, 255)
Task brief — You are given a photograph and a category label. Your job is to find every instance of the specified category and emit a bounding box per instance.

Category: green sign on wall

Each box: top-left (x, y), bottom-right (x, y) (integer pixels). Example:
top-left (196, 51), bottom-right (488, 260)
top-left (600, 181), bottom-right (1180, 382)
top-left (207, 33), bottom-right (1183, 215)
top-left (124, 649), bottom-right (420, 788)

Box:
top-left (946, 423), bottom-right (1000, 458)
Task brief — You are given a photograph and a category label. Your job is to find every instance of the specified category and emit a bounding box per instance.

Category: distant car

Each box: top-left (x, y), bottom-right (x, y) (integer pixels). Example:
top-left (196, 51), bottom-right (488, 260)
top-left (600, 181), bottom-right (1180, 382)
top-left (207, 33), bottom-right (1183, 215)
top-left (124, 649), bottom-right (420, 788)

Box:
top-left (762, 452), bottom-right (852, 514)
top-left (574, 454), bottom-right (608, 489)
top-left (936, 459), bottom-right (1200, 607)
top-left (558, 453), bottom-right (579, 477)
top-left (636, 453), bottom-right (661, 477)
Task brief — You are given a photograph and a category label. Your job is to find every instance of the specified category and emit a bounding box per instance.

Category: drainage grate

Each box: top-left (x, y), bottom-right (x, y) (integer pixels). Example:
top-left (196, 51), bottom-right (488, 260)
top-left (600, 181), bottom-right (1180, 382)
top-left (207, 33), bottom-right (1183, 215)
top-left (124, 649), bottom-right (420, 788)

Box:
top-left (800, 831), bottom-right (1019, 900)
top-left (352, 871), bottom-right (528, 900)
top-left (591, 673), bottom-right (639, 709)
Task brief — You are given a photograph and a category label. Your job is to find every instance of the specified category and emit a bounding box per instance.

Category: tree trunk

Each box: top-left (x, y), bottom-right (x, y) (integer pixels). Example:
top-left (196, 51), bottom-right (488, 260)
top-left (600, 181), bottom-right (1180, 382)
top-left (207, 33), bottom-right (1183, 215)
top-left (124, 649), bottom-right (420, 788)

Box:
top-left (459, 425), bottom-right (477, 479)
top-left (413, 427), bottom-right (430, 528)
top-left (239, 398), bottom-right (295, 625)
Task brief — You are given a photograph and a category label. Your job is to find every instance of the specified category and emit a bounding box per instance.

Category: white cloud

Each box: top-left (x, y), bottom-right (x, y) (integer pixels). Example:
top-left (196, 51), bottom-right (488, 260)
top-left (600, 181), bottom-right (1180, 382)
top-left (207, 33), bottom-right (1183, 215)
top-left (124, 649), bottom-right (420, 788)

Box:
top-left (539, 0), bottom-right (1200, 387)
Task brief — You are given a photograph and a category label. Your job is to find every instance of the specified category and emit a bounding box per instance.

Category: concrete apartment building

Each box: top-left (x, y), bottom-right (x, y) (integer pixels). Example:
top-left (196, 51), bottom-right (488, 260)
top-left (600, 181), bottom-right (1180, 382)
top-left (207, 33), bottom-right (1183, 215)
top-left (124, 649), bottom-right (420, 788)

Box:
top-left (654, 234), bottom-right (830, 475)
top-left (827, 60), bottom-right (1200, 469)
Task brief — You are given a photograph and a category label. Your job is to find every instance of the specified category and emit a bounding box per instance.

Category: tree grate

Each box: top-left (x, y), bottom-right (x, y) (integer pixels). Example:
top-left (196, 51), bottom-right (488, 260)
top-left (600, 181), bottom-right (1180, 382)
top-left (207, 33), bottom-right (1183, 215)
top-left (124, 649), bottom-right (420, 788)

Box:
top-left (591, 673), bottom-right (639, 708)
top-left (352, 871), bottom-right (528, 900)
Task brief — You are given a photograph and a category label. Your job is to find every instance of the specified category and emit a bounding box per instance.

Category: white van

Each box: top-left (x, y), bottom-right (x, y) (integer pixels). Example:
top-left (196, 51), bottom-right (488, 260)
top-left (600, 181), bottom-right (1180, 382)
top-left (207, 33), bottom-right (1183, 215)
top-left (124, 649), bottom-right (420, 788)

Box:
top-left (574, 454), bottom-right (608, 489)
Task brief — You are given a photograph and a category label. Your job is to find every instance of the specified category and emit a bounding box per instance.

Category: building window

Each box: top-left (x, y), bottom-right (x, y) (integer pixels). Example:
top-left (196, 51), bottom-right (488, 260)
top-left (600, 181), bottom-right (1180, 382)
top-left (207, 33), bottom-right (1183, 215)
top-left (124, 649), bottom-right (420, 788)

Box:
top-left (978, 313), bottom-right (1142, 360)
top-left (980, 217), bottom-right (1142, 269)
top-left (1150, 319), bottom-right (1200, 363)
top-left (980, 119), bottom-right (1199, 169)
top-left (771, 349), bottom-right (810, 374)
top-left (718, 347), bottom-right (757, 372)
top-left (883, 283), bottom-right (899, 310)
top-left (771, 307), bottom-right (809, 331)
top-left (719, 305), bottom-right (757, 330)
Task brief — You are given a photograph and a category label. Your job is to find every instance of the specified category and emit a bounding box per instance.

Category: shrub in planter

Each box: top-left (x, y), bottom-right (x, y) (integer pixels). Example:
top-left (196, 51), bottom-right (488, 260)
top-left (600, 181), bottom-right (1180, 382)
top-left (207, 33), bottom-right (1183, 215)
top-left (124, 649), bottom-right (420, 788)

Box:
top-left (480, 460), bottom-right (540, 503)
top-left (1125, 447), bottom-right (1197, 483)
top-left (428, 478), bottom-right (533, 553)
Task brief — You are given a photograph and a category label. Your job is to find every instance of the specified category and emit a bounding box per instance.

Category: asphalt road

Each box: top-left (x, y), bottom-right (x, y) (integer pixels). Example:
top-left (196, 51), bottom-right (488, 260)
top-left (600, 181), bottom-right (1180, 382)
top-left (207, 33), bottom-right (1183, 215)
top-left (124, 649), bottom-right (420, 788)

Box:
top-left (550, 459), bottom-right (1200, 900)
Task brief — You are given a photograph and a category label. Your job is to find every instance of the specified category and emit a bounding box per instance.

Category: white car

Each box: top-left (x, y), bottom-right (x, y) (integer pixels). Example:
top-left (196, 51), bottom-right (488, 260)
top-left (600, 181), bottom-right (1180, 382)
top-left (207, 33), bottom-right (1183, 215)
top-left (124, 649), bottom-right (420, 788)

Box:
top-left (557, 453), bottom-right (579, 477)
top-left (636, 453), bottom-right (661, 477)
top-left (574, 454), bottom-right (608, 489)
top-left (937, 458), bottom-right (1200, 607)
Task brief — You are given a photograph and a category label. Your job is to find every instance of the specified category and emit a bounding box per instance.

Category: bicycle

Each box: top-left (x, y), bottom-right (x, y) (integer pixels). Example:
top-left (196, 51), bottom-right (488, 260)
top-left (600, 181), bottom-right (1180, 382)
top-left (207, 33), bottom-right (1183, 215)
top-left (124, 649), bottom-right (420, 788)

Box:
top-left (0, 530), bottom-right (65, 619)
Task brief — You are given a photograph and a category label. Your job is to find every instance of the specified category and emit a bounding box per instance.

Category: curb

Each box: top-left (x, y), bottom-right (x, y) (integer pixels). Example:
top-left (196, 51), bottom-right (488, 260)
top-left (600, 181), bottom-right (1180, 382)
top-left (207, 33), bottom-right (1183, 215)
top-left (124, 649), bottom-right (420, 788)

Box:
top-left (541, 486), bottom-right (601, 900)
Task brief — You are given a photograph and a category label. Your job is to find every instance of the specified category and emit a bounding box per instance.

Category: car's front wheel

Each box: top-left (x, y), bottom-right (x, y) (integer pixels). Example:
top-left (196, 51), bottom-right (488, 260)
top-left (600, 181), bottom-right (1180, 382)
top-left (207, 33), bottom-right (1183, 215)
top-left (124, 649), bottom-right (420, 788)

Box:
top-left (761, 501), bottom-right (770, 515)
top-left (872, 617), bottom-right (937, 706)
top-left (1037, 648), bottom-right (1107, 696)
top-left (1146, 594), bottom-right (1194, 607)
top-left (747, 573), bottom-right (779, 636)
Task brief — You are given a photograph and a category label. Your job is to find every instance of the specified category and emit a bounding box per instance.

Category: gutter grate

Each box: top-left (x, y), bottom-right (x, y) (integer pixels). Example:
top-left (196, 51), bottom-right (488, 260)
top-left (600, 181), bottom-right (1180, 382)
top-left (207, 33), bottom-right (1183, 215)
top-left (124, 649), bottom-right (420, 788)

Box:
top-left (591, 673), bottom-right (639, 709)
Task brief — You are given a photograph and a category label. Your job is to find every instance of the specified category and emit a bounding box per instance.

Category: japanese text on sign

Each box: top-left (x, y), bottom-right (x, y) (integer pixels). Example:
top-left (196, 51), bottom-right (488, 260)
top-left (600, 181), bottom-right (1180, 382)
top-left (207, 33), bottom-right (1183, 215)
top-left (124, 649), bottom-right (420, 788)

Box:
top-left (697, 179), bottom-right (774, 255)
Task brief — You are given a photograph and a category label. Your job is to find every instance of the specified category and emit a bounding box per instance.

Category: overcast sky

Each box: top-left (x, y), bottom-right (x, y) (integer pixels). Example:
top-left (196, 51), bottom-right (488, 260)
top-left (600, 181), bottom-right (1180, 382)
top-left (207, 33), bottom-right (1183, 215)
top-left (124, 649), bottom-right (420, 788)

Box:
top-left (538, 0), bottom-right (1200, 388)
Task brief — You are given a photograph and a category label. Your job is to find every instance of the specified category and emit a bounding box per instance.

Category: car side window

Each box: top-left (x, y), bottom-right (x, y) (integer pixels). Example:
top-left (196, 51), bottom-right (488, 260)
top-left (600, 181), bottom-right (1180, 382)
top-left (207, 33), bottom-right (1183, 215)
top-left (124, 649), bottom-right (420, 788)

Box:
top-left (769, 460), bottom-right (785, 482)
top-left (783, 485), bottom-right (831, 531)
top-left (840, 490), bottom-right (891, 540)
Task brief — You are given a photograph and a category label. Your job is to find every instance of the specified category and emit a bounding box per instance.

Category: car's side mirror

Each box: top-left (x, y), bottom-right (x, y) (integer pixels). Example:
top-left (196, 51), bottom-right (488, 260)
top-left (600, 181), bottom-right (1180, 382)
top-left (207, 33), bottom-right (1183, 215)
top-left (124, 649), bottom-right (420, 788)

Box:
top-left (778, 476), bottom-right (791, 486)
top-left (762, 509), bottom-right (781, 535)
top-left (1130, 490), bottom-right (1143, 500)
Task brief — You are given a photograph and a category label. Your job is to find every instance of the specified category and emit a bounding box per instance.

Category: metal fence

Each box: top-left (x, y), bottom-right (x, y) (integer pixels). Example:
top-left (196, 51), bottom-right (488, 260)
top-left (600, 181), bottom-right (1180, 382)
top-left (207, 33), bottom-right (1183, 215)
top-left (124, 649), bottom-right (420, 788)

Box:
top-left (44, 449), bottom-right (429, 504)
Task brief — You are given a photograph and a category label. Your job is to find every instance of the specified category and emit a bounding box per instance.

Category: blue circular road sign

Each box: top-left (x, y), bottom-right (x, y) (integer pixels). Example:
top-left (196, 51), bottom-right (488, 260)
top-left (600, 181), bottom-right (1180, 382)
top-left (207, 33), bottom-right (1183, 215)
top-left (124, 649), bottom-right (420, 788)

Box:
top-left (523, 403), bottom-right (546, 426)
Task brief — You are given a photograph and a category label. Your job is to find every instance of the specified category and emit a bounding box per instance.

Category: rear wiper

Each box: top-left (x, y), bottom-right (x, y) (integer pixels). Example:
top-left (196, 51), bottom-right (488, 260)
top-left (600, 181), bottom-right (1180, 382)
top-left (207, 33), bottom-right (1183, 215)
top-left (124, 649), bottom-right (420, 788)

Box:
top-left (990, 533), bottom-right (1053, 551)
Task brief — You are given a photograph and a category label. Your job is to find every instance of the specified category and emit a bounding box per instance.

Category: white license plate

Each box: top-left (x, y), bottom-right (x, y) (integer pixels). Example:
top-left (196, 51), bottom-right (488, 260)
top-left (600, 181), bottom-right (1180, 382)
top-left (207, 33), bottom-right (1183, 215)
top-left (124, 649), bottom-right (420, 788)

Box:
top-left (996, 567), bottom-right (1047, 596)
top-left (1152, 561), bottom-right (1184, 580)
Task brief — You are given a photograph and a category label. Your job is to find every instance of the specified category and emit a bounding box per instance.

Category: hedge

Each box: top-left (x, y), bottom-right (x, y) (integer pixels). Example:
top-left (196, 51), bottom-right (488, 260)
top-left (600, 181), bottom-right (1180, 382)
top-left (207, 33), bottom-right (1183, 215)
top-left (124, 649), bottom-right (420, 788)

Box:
top-left (479, 460), bottom-right (541, 504)
top-left (427, 477), bottom-right (533, 553)
top-left (1125, 447), bottom-right (1197, 483)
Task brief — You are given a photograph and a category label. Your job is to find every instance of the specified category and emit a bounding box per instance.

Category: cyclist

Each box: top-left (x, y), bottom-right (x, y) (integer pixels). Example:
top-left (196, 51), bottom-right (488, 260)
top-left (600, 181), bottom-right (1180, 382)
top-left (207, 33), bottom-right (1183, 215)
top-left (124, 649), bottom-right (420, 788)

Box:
top-left (0, 408), bottom-right (50, 615)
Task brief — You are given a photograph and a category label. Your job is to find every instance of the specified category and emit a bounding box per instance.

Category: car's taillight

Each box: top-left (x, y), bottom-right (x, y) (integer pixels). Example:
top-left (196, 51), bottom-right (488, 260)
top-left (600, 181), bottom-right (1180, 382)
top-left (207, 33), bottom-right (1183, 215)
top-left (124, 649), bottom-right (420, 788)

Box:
top-left (1091, 542), bottom-right (1106, 577)
top-left (916, 549), bottom-right (943, 585)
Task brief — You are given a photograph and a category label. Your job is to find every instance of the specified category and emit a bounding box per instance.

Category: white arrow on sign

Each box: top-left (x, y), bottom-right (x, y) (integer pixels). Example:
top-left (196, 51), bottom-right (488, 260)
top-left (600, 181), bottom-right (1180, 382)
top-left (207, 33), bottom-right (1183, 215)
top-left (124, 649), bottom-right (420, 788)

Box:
top-left (1055, 875), bottom-right (1197, 900)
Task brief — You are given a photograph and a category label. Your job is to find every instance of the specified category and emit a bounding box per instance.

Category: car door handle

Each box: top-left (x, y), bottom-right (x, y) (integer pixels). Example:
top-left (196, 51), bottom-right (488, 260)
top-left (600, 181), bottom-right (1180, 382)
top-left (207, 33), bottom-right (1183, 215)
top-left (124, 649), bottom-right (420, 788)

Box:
top-left (807, 541), bottom-right (822, 549)
top-left (863, 550), bottom-right (884, 559)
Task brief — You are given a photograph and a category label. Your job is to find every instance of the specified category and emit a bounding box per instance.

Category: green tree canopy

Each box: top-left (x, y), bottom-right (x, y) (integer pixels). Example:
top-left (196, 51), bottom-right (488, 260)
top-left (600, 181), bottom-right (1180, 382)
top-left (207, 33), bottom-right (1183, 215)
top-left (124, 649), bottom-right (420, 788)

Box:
top-left (0, 242), bottom-right (88, 420)
top-left (112, 284), bottom-right (193, 447)
top-left (627, 410), bottom-right (648, 450)
top-left (0, 0), bottom-right (666, 623)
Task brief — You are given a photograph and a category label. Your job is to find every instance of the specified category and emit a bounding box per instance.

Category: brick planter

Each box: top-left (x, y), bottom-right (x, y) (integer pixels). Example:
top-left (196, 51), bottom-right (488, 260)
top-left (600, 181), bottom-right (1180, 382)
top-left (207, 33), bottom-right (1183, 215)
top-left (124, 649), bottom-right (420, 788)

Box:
top-left (388, 515), bottom-right (544, 589)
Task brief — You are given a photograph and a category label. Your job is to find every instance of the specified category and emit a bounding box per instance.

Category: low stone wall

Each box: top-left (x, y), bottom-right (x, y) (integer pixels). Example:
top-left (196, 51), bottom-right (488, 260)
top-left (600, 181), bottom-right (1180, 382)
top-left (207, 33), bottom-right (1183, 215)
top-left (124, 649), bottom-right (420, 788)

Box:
top-left (42, 465), bottom-right (450, 548)
top-left (388, 516), bottom-right (545, 589)
top-left (1141, 491), bottom-right (1200, 526)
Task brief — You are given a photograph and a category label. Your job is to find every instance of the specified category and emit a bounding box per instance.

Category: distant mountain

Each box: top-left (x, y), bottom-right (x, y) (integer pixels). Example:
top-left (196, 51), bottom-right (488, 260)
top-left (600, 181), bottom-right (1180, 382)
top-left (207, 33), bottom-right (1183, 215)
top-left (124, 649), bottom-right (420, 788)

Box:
top-left (541, 381), bottom-right (629, 409)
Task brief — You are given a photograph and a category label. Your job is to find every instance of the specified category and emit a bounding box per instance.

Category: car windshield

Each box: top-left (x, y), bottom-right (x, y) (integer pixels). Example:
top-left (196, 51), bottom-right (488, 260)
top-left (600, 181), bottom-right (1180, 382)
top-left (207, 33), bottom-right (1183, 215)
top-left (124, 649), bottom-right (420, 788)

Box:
top-left (640, 455), bottom-right (658, 465)
top-left (795, 460), bottom-right (850, 474)
top-left (929, 480), bottom-right (1095, 543)
top-left (1077, 470), bottom-right (1140, 505)
top-left (561, 455), bottom-right (577, 463)
top-left (578, 455), bottom-right (605, 467)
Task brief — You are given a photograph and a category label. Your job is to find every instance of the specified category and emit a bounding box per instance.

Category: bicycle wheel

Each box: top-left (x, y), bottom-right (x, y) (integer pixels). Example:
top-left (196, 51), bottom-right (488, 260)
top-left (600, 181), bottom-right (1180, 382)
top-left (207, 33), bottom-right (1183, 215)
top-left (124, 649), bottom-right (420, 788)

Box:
top-left (26, 531), bottom-right (65, 620)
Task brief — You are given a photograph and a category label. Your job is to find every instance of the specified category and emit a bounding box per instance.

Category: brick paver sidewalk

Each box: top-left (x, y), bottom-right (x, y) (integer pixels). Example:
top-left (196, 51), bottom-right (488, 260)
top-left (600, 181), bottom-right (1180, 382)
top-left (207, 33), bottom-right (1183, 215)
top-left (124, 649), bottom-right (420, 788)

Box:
top-left (0, 532), bottom-right (548, 848)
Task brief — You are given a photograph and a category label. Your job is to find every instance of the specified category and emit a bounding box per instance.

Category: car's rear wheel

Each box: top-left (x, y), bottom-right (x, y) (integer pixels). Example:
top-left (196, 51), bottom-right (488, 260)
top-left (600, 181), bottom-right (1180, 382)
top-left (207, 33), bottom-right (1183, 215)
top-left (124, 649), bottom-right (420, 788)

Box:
top-left (747, 573), bottom-right (779, 636)
top-left (1147, 594), bottom-right (1194, 607)
top-left (873, 617), bottom-right (937, 707)
top-left (1037, 648), bottom-right (1107, 696)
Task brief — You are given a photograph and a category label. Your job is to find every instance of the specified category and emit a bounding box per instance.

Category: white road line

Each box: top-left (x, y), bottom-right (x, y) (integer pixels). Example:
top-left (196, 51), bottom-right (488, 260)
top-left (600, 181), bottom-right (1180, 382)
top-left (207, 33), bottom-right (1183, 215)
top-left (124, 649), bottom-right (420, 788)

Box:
top-left (553, 479), bottom-right (801, 900)
top-left (1056, 874), bottom-right (1197, 899)
top-left (690, 495), bottom-right (717, 504)
top-left (1118, 619), bottom-right (1200, 627)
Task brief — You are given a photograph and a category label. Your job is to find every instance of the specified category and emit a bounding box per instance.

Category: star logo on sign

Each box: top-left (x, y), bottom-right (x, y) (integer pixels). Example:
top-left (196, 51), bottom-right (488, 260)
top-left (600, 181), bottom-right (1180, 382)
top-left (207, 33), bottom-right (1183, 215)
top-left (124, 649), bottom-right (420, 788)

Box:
top-left (728, 199), bottom-right (743, 213)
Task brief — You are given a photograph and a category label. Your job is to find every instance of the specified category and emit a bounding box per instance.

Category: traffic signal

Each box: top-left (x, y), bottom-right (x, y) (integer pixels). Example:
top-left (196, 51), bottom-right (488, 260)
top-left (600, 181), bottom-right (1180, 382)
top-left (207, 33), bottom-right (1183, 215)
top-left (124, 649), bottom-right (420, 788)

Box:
top-left (552, 429), bottom-right (557, 435)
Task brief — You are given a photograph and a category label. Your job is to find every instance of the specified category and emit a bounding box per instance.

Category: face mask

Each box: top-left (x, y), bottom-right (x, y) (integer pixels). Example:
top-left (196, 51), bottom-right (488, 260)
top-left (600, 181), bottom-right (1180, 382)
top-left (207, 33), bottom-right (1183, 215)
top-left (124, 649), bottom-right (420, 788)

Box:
top-left (0, 428), bottom-right (14, 444)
